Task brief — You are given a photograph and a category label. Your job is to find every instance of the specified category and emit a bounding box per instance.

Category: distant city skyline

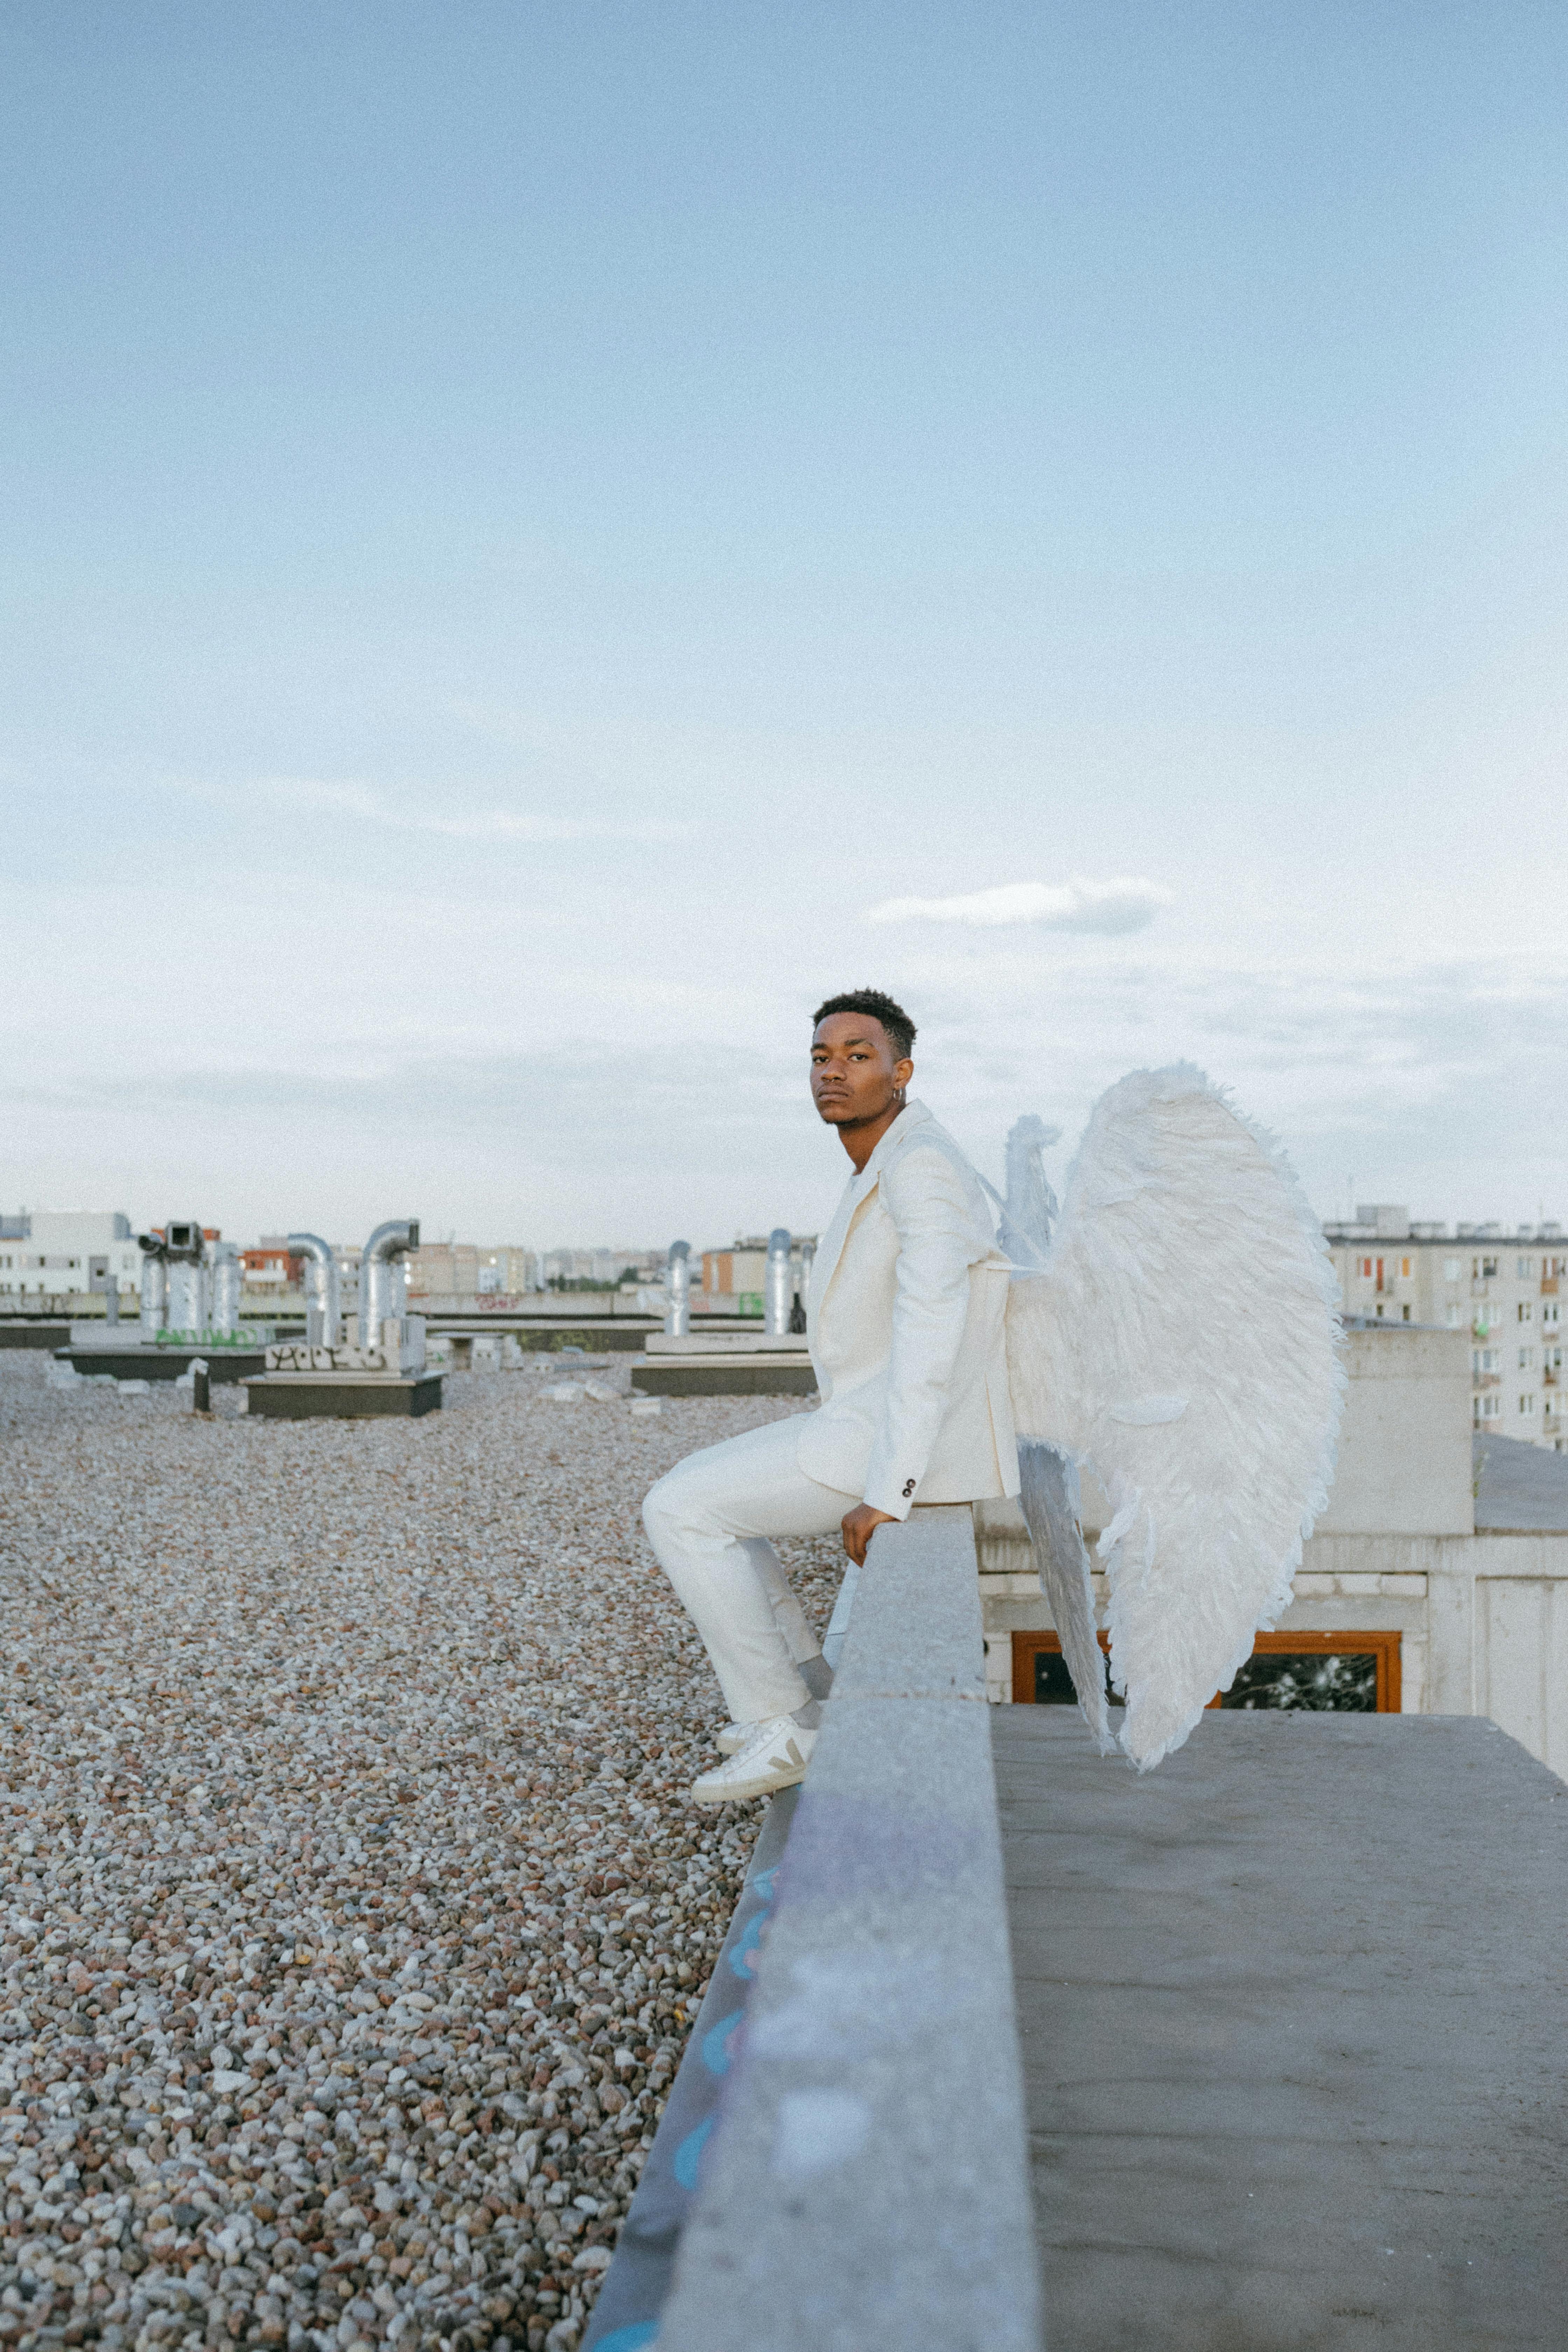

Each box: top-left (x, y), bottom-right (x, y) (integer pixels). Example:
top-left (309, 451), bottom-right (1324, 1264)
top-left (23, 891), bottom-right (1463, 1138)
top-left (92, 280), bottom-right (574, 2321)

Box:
top-left (4, 6), bottom-right (1566, 1236)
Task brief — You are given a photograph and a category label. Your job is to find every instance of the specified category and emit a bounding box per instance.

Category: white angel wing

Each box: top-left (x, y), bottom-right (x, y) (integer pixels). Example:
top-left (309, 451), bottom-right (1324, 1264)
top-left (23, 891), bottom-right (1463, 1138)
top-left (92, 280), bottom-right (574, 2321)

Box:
top-left (1005, 1063), bottom-right (1344, 1770)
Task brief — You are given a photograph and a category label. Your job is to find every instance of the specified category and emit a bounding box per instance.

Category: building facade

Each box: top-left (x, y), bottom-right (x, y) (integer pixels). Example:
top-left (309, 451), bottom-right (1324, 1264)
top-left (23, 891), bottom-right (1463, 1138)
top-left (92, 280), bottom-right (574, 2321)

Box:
top-left (1323, 1204), bottom-right (1568, 1451)
top-left (700, 1235), bottom-right (817, 1317)
top-left (240, 1238), bottom-right (304, 1291)
top-left (0, 1211), bottom-right (143, 1300)
top-left (978, 1324), bottom-right (1568, 1783)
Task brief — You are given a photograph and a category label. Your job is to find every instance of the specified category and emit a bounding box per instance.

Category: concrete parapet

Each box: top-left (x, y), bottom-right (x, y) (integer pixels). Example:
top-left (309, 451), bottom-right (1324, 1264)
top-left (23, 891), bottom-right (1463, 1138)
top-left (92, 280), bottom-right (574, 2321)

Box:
top-left (656, 1505), bottom-right (1042, 2351)
top-left (631, 1357), bottom-right (817, 1397)
top-left (1315, 1323), bottom-right (1474, 1535)
top-left (240, 1373), bottom-right (443, 1418)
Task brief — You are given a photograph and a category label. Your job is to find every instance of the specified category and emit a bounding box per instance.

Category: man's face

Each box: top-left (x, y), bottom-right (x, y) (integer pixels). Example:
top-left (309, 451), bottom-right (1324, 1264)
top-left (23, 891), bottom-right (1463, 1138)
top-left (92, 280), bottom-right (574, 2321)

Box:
top-left (810, 1013), bottom-right (914, 1128)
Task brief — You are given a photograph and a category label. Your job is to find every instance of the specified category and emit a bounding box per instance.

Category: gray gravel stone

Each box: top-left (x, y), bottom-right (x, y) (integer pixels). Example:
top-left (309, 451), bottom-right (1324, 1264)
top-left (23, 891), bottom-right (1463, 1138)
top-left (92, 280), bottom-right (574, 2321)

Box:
top-left (0, 1357), bottom-right (841, 2352)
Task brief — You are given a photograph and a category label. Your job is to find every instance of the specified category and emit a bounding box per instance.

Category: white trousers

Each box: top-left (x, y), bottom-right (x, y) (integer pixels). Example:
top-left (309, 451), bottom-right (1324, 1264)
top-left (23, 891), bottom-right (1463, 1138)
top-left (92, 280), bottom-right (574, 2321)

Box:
top-left (641, 1415), bottom-right (856, 1724)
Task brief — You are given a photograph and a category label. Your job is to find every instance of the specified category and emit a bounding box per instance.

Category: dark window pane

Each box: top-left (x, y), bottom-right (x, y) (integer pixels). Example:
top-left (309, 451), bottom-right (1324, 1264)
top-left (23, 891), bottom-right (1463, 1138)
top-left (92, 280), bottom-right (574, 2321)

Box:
top-left (1033, 1651), bottom-right (1080, 1704)
top-left (1032, 1648), bottom-right (1118, 1707)
top-left (1219, 1651), bottom-right (1378, 1712)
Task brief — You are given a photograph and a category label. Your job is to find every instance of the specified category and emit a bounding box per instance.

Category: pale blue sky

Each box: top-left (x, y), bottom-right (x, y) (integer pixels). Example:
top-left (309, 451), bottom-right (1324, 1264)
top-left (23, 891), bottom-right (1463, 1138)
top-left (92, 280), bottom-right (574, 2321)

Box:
top-left (3, 4), bottom-right (1566, 1243)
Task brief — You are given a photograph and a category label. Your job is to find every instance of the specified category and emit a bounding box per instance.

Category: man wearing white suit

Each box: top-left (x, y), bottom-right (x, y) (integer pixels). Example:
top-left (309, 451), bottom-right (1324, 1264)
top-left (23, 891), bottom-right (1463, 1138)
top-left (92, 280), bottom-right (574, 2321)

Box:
top-left (642, 988), bottom-right (1019, 1806)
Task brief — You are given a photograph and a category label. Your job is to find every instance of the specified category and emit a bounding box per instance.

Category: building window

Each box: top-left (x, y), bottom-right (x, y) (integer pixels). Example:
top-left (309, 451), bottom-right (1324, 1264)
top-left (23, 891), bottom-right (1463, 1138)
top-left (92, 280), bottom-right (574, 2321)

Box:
top-left (1520, 1393), bottom-right (1538, 1416)
top-left (1518, 1256), bottom-right (1536, 1278)
top-left (1519, 1301), bottom-right (1534, 1323)
top-left (1481, 1256), bottom-right (1498, 1278)
top-left (1011, 1628), bottom-right (1402, 1711)
top-left (1520, 1347), bottom-right (1536, 1370)
top-left (1475, 1394), bottom-right (1502, 1421)
top-left (1446, 1303), bottom-right (1463, 1327)
top-left (1545, 1302), bottom-right (1560, 1327)
top-left (1401, 1303), bottom-right (1411, 1321)
top-left (1443, 1256), bottom-right (1463, 1281)
top-left (1359, 1257), bottom-right (1373, 1279)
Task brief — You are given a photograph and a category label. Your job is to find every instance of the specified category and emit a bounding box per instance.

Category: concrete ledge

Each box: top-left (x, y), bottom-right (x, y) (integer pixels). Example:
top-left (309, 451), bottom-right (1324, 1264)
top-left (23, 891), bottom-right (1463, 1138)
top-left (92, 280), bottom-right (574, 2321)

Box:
top-left (631, 1361), bottom-right (818, 1397)
top-left (645, 1332), bottom-right (809, 1355)
top-left (58, 1345), bottom-right (265, 1384)
top-left (581, 1788), bottom-right (800, 2351)
top-left (438, 1323), bottom-right (654, 1353)
top-left (0, 1321), bottom-right (71, 1350)
top-left (241, 1374), bottom-right (444, 1418)
top-left (656, 1504), bottom-right (1042, 2352)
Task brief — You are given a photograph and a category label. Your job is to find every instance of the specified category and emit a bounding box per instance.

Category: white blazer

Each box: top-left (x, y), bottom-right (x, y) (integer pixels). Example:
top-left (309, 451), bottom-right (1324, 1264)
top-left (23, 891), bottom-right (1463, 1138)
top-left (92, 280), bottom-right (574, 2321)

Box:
top-left (796, 1099), bottom-right (1020, 1519)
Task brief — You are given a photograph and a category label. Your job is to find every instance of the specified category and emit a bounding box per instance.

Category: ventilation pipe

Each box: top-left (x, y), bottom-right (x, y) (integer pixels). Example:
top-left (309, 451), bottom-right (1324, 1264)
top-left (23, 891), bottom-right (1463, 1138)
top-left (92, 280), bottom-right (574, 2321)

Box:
top-left (289, 1233), bottom-right (341, 1349)
top-left (155, 1220), bottom-right (210, 1335)
top-left (358, 1220), bottom-right (419, 1350)
top-left (765, 1228), bottom-right (792, 1336)
top-left (665, 1241), bottom-right (691, 1337)
top-left (136, 1236), bottom-right (168, 1343)
top-left (211, 1241), bottom-right (241, 1336)
top-left (792, 1237), bottom-right (816, 1334)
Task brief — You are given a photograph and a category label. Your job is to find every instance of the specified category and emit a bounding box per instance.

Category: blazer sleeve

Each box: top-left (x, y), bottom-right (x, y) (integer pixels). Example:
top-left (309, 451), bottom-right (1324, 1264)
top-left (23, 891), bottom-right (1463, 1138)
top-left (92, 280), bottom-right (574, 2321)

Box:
top-left (861, 1143), bottom-right (990, 1519)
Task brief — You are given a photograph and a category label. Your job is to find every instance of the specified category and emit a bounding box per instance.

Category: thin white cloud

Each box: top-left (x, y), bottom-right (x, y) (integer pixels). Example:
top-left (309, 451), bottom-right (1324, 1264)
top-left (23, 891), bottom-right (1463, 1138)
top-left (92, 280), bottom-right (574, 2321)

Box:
top-left (263, 777), bottom-right (687, 844)
top-left (867, 876), bottom-right (1174, 934)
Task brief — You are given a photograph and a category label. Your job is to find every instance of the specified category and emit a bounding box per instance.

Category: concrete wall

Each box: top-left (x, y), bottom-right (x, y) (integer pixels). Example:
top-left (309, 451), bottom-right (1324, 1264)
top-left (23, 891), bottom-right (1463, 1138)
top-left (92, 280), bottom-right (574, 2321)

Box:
top-left (1314, 1325), bottom-right (1474, 1535)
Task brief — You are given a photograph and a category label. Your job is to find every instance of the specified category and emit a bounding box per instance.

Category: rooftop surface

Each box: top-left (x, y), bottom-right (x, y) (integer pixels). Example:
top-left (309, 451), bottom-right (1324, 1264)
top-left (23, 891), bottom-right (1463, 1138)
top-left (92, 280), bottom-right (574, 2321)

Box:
top-left (0, 1356), bottom-right (831, 2350)
top-left (995, 1708), bottom-right (1568, 2351)
top-left (1474, 1429), bottom-right (1568, 1531)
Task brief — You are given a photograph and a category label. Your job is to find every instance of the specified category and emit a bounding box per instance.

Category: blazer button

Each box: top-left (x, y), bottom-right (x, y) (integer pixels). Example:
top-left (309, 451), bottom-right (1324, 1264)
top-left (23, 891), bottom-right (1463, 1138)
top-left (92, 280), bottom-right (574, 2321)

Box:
top-left (902, 1478), bottom-right (916, 1498)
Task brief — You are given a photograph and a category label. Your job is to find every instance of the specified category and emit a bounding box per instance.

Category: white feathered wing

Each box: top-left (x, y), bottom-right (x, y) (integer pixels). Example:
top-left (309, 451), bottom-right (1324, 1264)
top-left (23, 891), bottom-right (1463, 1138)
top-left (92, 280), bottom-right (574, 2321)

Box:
top-left (1005, 1064), bottom-right (1344, 1770)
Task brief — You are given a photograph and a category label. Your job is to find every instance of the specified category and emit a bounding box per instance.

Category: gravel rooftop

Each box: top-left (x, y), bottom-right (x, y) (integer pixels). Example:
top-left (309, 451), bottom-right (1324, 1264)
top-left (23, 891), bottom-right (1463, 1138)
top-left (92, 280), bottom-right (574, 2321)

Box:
top-left (0, 1354), bottom-right (842, 2352)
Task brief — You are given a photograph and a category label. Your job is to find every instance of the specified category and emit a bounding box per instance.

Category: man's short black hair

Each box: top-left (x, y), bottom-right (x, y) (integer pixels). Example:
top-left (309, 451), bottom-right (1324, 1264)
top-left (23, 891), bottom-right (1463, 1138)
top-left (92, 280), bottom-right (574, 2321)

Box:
top-left (811, 988), bottom-right (916, 1063)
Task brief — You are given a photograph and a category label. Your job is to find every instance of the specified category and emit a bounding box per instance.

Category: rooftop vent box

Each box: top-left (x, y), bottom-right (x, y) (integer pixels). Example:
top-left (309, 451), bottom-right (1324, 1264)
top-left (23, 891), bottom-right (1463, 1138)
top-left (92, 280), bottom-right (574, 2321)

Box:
top-left (1357, 1203), bottom-right (1412, 1240)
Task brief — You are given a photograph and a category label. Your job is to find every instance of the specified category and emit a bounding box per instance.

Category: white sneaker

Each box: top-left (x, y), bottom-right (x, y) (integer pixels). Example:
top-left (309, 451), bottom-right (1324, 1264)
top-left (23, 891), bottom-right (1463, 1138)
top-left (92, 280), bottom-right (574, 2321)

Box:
top-left (690, 1716), bottom-right (817, 1806)
top-left (715, 1720), bottom-right (758, 1756)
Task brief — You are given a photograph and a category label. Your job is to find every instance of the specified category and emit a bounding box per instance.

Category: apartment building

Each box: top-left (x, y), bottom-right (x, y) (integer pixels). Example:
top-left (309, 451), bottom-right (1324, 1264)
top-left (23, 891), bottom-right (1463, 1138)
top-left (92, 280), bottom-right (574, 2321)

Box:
top-left (241, 1238), bottom-right (304, 1290)
top-left (479, 1248), bottom-right (540, 1295)
top-left (408, 1242), bottom-right (481, 1297)
top-left (1323, 1204), bottom-right (1568, 1450)
top-left (701, 1235), bottom-right (818, 1316)
top-left (0, 1210), bottom-right (143, 1299)
top-left (701, 1244), bottom-right (769, 1311)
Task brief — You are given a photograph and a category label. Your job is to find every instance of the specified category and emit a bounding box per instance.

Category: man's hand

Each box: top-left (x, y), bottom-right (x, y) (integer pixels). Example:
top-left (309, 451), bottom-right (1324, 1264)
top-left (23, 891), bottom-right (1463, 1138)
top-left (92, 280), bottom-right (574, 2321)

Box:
top-left (841, 1503), bottom-right (896, 1566)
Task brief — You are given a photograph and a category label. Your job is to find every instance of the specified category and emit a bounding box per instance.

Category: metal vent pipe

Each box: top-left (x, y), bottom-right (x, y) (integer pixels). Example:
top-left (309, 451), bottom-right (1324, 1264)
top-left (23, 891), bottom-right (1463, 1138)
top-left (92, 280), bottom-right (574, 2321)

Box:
top-left (358, 1219), bottom-right (420, 1349)
top-left (665, 1241), bottom-right (691, 1337)
top-left (793, 1236), bottom-right (816, 1332)
top-left (136, 1237), bottom-right (168, 1343)
top-left (211, 1242), bottom-right (240, 1335)
top-left (764, 1227), bottom-right (792, 1336)
top-left (289, 1233), bottom-right (342, 1349)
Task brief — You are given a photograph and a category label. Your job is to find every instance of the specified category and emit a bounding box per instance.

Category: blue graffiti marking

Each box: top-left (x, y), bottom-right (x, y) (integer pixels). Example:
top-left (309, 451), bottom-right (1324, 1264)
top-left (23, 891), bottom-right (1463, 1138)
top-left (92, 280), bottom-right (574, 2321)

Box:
top-left (673, 2113), bottom-right (715, 2192)
top-left (701, 2008), bottom-right (744, 2076)
top-left (727, 1910), bottom-right (766, 1979)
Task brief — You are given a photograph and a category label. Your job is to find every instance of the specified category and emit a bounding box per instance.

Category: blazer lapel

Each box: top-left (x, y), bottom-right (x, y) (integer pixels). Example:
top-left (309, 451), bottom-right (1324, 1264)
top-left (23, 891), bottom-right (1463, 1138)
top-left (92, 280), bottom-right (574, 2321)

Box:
top-left (808, 1166), bottom-right (875, 1324)
top-left (807, 1104), bottom-right (930, 1325)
